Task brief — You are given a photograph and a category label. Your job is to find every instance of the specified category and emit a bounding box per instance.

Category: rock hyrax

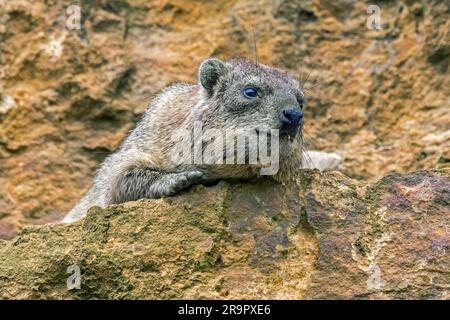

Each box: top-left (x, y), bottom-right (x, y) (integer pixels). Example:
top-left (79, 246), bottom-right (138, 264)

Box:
top-left (63, 57), bottom-right (320, 223)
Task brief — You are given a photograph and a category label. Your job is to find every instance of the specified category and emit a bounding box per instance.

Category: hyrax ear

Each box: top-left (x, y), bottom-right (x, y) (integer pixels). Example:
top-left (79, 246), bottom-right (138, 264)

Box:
top-left (199, 58), bottom-right (226, 96)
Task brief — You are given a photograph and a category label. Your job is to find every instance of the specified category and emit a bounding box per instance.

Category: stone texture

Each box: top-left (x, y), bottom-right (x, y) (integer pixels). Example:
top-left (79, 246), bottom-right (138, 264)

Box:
top-left (0, 1), bottom-right (449, 238)
top-left (0, 170), bottom-right (448, 299)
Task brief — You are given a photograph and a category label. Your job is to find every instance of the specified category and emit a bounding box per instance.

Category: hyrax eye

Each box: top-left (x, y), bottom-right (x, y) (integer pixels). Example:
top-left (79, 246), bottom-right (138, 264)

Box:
top-left (242, 87), bottom-right (259, 99)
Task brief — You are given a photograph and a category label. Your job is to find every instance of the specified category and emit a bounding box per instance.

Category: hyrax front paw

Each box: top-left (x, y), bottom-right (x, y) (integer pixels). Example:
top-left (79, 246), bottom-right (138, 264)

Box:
top-left (165, 171), bottom-right (205, 196)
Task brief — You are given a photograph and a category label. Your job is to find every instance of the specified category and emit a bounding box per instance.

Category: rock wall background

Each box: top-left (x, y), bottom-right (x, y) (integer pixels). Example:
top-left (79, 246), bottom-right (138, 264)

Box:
top-left (0, 0), bottom-right (449, 239)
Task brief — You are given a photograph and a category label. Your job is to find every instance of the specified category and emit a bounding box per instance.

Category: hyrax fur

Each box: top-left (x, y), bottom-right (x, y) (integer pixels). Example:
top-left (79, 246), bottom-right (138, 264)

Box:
top-left (63, 58), bottom-right (330, 223)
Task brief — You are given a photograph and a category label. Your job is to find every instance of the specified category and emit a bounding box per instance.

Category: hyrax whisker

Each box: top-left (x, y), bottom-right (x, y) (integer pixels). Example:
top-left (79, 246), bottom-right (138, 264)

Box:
top-left (301, 69), bottom-right (312, 90)
top-left (303, 82), bottom-right (322, 93)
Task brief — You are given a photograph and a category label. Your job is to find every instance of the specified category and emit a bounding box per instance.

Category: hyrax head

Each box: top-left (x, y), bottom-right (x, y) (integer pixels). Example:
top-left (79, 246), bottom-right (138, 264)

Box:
top-left (198, 58), bottom-right (304, 142)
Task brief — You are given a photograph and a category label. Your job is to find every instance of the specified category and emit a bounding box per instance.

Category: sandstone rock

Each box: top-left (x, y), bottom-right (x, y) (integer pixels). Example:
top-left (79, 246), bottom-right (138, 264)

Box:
top-left (0, 170), bottom-right (448, 299)
top-left (0, 1), bottom-right (448, 239)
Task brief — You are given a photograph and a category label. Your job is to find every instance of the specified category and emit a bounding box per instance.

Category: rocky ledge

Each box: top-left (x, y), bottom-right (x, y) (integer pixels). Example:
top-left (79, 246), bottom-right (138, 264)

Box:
top-left (0, 169), bottom-right (448, 299)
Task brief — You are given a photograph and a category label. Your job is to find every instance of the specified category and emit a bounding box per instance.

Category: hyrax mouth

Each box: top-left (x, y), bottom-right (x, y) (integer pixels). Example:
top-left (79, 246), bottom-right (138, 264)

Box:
top-left (255, 128), bottom-right (299, 143)
top-left (280, 130), bottom-right (299, 141)
top-left (255, 128), bottom-right (272, 137)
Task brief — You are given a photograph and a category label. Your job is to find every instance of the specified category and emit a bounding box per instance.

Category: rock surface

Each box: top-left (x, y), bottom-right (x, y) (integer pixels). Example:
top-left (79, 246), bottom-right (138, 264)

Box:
top-left (0, 0), bottom-right (449, 239)
top-left (0, 169), bottom-right (448, 299)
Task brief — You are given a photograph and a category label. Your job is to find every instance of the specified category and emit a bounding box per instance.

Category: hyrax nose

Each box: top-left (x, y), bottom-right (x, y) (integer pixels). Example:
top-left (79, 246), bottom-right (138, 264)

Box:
top-left (280, 108), bottom-right (303, 129)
